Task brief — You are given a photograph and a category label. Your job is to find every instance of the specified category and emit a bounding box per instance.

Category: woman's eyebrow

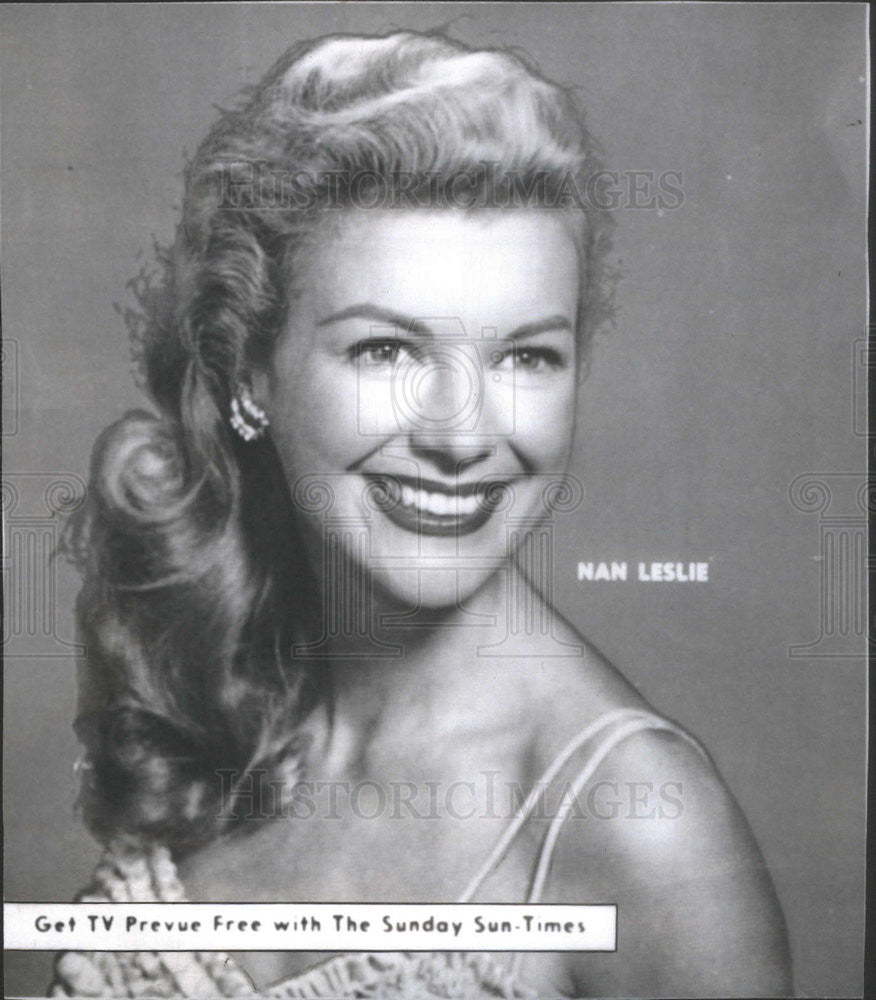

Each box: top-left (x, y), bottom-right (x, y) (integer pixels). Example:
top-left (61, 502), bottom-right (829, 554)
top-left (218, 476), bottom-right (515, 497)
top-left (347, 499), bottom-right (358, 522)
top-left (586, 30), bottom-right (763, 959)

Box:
top-left (506, 315), bottom-right (572, 340)
top-left (316, 304), bottom-right (572, 340)
top-left (315, 303), bottom-right (432, 335)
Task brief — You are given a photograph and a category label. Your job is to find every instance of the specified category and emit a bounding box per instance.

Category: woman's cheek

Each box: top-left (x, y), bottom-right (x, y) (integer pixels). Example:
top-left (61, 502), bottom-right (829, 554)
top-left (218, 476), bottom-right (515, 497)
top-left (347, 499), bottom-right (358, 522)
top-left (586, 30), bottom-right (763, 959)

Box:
top-left (513, 379), bottom-right (577, 470)
top-left (353, 374), bottom-right (400, 439)
top-left (277, 363), bottom-right (367, 464)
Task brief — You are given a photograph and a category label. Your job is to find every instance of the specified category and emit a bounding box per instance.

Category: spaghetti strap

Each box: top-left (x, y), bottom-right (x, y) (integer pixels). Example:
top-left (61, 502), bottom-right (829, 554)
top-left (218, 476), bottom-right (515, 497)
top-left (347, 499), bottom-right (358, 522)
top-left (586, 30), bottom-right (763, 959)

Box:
top-left (459, 707), bottom-right (677, 904)
top-left (501, 709), bottom-right (708, 982)
top-left (525, 713), bottom-right (706, 905)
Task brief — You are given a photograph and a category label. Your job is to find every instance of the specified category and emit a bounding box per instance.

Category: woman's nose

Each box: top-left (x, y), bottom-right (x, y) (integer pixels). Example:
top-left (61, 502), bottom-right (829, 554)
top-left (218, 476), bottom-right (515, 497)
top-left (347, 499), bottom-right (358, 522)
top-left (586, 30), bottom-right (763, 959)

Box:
top-left (398, 347), bottom-right (492, 467)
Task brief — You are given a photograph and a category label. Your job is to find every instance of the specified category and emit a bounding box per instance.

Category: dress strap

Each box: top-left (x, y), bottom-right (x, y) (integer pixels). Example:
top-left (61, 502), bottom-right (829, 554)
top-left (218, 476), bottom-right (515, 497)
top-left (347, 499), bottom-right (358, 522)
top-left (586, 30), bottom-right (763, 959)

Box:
top-left (459, 707), bottom-right (666, 904)
top-left (474, 708), bottom-right (709, 984)
top-left (524, 712), bottom-right (706, 905)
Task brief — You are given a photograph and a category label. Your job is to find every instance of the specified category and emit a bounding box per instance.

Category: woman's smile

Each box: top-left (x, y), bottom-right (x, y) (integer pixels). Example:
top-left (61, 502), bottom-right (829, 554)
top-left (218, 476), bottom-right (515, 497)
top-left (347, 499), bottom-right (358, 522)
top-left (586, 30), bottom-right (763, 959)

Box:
top-left (362, 472), bottom-right (506, 536)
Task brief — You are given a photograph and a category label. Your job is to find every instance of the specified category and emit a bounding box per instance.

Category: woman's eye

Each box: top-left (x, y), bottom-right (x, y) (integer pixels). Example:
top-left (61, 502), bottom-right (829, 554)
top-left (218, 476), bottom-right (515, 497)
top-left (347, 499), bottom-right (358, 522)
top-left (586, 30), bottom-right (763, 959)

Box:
top-left (493, 346), bottom-right (564, 372)
top-left (351, 339), bottom-right (403, 366)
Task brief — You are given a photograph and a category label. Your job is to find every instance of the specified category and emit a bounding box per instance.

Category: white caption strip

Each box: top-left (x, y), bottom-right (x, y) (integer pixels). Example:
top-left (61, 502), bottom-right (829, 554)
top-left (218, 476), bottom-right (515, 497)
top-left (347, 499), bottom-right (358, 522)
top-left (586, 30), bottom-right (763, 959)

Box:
top-left (5, 903), bottom-right (616, 952)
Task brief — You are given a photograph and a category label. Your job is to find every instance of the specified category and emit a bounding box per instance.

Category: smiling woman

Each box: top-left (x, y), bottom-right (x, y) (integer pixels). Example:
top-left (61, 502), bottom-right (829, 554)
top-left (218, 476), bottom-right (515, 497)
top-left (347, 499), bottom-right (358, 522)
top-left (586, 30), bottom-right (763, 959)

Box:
top-left (50, 28), bottom-right (791, 1000)
top-left (260, 209), bottom-right (580, 610)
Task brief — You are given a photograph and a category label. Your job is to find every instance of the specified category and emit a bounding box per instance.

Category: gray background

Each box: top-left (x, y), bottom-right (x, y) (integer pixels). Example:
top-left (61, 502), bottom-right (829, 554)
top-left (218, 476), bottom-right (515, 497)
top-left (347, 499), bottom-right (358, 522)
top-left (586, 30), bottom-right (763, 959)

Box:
top-left (2, 4), bottom-right (867, 996)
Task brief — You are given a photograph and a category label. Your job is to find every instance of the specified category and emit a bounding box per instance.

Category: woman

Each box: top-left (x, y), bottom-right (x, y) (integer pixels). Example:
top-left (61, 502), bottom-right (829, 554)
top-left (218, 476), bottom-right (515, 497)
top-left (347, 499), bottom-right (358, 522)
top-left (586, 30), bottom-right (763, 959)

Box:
top-left (52, 30), bottom-right (791, 998)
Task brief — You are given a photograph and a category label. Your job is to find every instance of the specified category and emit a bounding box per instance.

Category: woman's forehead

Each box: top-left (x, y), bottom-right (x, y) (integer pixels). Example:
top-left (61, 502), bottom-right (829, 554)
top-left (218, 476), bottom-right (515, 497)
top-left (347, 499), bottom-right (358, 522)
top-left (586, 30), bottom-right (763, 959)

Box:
top-left (314, 204), bottom-right (583, 243)
top-left (293, 208), bottom-right (582, 315)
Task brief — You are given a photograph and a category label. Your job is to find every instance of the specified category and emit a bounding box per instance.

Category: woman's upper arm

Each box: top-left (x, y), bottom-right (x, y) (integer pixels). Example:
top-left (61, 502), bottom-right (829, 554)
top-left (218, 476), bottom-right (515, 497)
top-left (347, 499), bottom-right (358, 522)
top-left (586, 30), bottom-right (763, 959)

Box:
top-left (547, 727), bottom-right (793, 998)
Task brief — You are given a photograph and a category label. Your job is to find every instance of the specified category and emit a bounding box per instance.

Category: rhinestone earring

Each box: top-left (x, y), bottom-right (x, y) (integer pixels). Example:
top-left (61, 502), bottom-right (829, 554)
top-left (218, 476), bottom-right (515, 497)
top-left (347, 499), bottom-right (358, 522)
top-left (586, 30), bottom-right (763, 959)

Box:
top-left (230, 386), bottom-right (269, 442)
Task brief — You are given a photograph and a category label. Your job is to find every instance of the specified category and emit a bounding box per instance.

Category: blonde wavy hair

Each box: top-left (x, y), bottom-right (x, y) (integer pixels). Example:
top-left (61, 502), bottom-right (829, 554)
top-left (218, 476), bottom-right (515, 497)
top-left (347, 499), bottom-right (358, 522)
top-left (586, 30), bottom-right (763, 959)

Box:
top-left (66, 29), bottom-right (614, 853)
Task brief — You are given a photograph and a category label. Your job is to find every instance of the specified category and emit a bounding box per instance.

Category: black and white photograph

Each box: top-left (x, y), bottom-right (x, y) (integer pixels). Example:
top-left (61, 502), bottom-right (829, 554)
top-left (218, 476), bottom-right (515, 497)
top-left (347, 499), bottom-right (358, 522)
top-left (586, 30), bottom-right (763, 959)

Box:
top-left (1, 4), bottom-right (868, 998)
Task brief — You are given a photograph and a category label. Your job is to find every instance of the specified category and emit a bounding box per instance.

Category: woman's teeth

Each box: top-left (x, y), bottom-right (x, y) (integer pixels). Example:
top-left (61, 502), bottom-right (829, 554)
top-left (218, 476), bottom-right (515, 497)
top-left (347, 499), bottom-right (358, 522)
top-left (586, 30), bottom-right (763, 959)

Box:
top-left (399, 484), bottom-right (480, 517)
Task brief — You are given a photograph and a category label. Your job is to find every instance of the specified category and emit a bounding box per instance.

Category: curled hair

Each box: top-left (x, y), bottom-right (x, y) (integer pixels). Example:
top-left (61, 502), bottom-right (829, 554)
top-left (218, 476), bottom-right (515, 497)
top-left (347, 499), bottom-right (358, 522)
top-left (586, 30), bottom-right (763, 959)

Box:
top-left (66, 30), bottom-right (615, 853)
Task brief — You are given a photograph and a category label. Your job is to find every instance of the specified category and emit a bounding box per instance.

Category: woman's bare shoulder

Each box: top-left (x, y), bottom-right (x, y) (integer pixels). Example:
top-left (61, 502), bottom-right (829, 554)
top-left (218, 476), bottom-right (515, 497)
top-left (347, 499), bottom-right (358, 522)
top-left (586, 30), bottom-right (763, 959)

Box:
top-left (509, 619), bottom-right (792, 993)
top-left (523, 677), bottom-right (792, 996)
top-left (555, 724), bottom-right (792, 994)
top-left (512, 613), bottom-right (653, 752)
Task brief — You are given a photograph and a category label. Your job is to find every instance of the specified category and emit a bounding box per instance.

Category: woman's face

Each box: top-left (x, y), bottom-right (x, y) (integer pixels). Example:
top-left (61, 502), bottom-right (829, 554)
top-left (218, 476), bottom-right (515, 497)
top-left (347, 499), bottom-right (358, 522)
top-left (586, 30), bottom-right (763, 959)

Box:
top-left (260, 208), bottom-right (580, 610)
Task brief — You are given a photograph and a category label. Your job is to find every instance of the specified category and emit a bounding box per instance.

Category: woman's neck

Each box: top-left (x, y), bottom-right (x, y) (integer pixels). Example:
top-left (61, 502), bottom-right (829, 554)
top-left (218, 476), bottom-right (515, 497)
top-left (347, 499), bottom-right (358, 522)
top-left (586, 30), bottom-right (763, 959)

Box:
top-left (302, 567), bottom-right (534, 777)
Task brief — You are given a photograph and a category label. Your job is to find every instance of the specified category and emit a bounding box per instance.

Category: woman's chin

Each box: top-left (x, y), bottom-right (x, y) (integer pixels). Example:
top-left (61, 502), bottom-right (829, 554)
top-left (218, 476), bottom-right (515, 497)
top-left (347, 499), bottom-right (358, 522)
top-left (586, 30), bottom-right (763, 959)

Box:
top-left (372, 565), bottom-right (496, 614)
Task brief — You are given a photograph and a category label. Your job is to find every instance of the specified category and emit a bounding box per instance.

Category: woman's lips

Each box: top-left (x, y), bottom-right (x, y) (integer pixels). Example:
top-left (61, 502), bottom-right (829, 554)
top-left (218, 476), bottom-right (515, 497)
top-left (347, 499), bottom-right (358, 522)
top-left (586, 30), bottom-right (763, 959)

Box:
top-left (363, 474), bottom-right (506, 536)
